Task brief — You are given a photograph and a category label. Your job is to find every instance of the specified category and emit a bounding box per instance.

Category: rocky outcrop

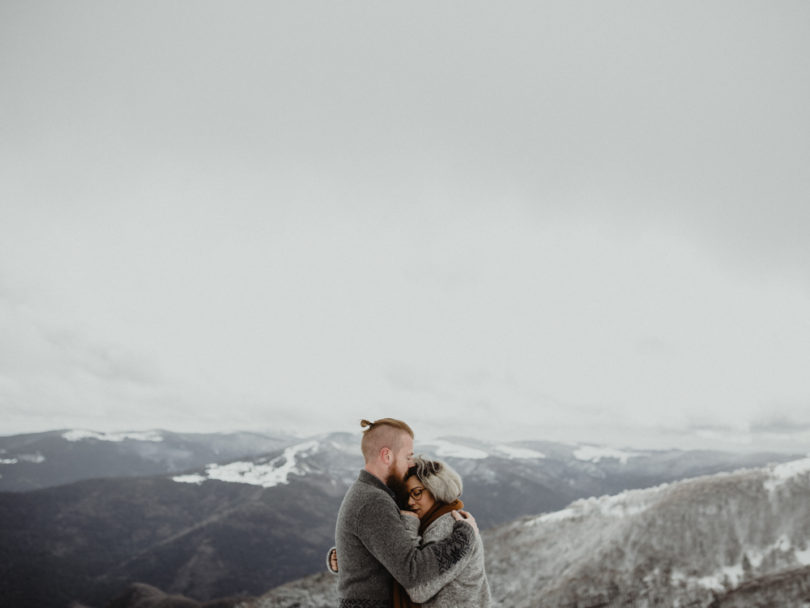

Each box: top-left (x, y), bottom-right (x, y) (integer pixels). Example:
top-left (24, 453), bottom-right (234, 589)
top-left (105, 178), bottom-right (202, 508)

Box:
top-left (710, 565), bottom-right (810, 607)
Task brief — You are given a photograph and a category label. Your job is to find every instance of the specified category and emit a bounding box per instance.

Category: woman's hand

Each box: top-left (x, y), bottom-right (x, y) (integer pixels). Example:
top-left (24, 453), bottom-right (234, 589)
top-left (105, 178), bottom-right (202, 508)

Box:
top-left (327, 547), bottom-right (339, 573)
top-left (451, 509), bottom-right (479, 534)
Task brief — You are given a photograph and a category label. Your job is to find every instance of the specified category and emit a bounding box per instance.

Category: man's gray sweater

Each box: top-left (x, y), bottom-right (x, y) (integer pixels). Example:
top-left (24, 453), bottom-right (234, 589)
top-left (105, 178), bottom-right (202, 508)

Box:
top-left (335, 470), bottom-right (475, 608)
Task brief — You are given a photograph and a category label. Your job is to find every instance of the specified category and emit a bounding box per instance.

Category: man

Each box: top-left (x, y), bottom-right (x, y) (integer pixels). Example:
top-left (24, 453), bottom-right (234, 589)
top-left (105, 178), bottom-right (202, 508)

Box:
top-left (335, 417), bottom-right (479, 607)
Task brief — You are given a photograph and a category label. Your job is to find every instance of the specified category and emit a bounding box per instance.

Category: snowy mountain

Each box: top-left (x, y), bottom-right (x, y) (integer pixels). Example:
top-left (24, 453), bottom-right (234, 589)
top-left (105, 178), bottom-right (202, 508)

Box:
top-left (486, 456), bottom-right (810, 607)
top-left (0, 430), bottom-right (801, 607)
top-left (0, 429), bottom-right (295, 491)
top-left (170, 432), bottom-right (799, 530)
top-left (246, 456), bottom-right (810, 608)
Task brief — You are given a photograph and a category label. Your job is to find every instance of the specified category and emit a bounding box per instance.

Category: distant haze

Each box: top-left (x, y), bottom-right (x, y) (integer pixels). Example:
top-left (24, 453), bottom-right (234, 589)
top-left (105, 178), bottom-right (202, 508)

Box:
top-left (1, 1), bottom-right (809, 452)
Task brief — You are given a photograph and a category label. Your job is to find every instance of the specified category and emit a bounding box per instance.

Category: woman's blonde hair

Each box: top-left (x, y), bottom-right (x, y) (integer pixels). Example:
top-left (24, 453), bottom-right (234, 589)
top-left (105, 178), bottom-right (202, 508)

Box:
top-left (407, 456), bottom-right (463, 504)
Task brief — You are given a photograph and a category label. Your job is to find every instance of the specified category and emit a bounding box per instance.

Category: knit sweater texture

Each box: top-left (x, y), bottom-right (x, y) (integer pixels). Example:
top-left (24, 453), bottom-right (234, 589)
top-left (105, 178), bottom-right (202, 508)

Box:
top-left (335, 470), bottom-right (475, 608)
top-left (406, 511), bottom-right (491, 607)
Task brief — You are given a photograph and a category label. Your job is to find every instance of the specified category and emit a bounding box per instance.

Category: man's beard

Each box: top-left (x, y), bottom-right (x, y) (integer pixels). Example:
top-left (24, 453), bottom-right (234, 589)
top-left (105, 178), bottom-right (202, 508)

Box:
top-left (385, 471), bottom-right (411, 509)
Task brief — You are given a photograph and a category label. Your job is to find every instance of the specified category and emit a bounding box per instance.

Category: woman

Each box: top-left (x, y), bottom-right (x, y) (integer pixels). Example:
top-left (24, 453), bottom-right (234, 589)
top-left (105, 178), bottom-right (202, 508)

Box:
top-left (328, 457), bottom-right (491, 607)
top-left (393, 456), bottom-right (491, 607)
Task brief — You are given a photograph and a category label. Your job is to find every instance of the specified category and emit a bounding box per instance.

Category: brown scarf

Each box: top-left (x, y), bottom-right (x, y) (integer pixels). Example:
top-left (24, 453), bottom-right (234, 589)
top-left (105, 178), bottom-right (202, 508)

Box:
top-left (392, 499), bottom-right (464, 608)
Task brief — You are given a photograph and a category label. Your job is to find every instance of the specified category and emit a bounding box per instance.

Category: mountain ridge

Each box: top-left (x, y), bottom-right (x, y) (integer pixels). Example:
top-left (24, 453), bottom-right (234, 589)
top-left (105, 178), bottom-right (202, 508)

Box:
top-left (1, 430), bottom-right (804, 607)
top-left (0, 428), bottom-right (296, 492)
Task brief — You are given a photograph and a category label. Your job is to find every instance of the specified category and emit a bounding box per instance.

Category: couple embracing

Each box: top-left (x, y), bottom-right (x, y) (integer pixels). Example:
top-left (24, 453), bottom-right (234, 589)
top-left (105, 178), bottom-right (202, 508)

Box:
top-left (332, 417), bottom-right (491, 607)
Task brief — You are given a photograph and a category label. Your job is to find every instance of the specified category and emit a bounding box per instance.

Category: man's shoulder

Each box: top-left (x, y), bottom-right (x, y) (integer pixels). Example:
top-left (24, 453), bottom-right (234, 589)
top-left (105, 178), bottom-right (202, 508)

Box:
top-left (340, 472), bottom-right (396, 516)
top-left (351, 483), bottom-right (396, 510)
top-left (347, 471), bottom-right (393, 498)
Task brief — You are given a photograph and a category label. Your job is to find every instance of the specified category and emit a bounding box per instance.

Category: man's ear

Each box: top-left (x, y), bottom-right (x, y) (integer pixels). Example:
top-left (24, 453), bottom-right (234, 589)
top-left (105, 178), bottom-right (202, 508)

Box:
top-left (381, 447), bottom-right (392, 464)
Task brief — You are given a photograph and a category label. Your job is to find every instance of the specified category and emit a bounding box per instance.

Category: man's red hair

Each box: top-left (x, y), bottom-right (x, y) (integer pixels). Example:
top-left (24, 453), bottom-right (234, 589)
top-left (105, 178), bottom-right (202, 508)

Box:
top-left (360, 418), bottom-right (414, 463)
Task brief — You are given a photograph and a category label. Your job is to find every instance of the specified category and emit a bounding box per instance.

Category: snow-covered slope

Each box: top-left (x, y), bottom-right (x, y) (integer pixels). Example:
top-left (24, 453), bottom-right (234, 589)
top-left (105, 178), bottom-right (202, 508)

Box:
top-left (173, 440), bottom-right (322, 488)
top-left (487, 456), bottom-right (810, 607)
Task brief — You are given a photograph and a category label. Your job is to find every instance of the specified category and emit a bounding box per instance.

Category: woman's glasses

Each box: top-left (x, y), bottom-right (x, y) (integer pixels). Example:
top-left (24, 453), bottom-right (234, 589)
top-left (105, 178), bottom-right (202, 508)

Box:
top-left (408, 486), bottom-right (425, 500)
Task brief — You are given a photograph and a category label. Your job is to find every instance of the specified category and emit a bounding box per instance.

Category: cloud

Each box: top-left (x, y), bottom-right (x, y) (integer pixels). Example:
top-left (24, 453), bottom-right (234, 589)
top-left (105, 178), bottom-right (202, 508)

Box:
top-left (0, 286), bottom-right (182, 431)
top-left (750, 412), bottom-right (810, 435)
top-left (1, 2), bottom-right (809, 452)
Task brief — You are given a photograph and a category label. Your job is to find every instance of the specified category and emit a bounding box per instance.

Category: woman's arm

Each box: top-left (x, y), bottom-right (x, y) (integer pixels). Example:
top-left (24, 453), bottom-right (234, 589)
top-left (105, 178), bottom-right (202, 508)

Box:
top-left (405, 512), bottom-right (478, 603)
top-left (356, 494), bottom-right (476, 591)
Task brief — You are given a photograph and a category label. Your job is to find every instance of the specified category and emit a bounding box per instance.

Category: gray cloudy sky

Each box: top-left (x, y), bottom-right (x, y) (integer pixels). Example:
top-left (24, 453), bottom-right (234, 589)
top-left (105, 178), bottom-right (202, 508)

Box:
top-left (2, 1), bottom-right (809, 452)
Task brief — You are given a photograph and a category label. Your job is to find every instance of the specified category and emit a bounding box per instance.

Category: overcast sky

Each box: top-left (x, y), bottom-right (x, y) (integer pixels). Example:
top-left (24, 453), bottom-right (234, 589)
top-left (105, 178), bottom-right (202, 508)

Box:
top-left (2, 1), bottom-right (809, 452)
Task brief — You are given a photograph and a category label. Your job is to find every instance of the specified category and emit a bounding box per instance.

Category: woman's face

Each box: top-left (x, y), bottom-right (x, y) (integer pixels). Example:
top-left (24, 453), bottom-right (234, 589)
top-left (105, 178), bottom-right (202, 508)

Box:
top-left (406, 475), bottom-right (436, 518)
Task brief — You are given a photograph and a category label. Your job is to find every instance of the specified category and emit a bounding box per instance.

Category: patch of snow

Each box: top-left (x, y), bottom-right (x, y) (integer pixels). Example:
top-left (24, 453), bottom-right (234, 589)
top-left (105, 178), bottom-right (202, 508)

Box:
top-left (494, 445), bottom-right (546, 459)
top-left (796, 546), bottom-right (810, 566)
top-left (746, 535), bottom-right (797, 568)
top-left (747, 548), bottom-right (765, 569)
top-left (764, 457), bottom-right (810, 492)
top-left (777, 535), bottom-right (792, 552)
top-left (674, 536), bottom-right (809, 594)
top-left (672, 563), bottom-right (744, 592)
top-left (670, 570), bottom-right (687, 585)
top-left (0, 458), bottom-right (18, 465)
top-left (426, 439), bottom-right (488, 460)
top-left (573, 445), bottom-right (638, 464)
top-left (592, 492), bottom-right (652, 518)
top-left (721, 564), bottom-right (744, 587)
top-left (18, 453), bottom-right (45, 464)
top-left (172, 440), bottom-right (320, 488)
top-left (172, 473), bottom-right (206, 485)
top-left (62, 430), bottom-right (164, 443)
top-left (694, 572), bottom-right (724, 592)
